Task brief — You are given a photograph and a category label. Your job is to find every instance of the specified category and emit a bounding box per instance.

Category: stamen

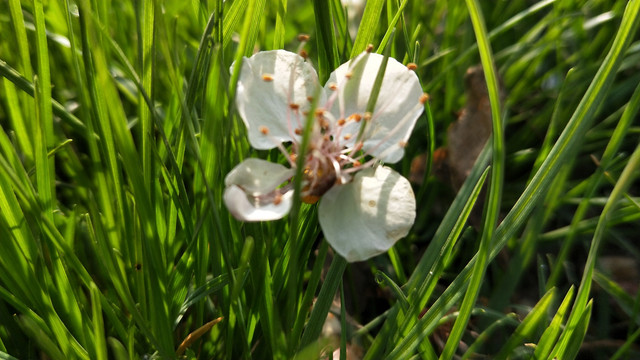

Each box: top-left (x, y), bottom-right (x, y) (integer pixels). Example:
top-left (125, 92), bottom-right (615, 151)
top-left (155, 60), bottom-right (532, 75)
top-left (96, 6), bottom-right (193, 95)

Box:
top-left (273, 192), bottom-right (283, 205)
top-left (259, 130), bottom-right (297, 168)
top-left (262, 74), bottom-right (274, 82)
top-left (407, 63), bottom-right (418, 71)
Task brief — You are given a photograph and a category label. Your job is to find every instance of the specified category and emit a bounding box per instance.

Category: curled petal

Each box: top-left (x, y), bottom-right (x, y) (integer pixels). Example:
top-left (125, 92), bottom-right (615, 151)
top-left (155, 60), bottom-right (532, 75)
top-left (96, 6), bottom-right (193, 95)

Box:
top-left (325, 52), bottom-right (424, 163)
top-left (225, 158), bottom-right (294, 194)
top-left (234, 50), bottom-right (323, 149)
top-left (318, 166), bottom-right (416, 262)
top-left (224, 186), bottom-right (293, 221)
top-left (224, 158), bottom-right (294, 221)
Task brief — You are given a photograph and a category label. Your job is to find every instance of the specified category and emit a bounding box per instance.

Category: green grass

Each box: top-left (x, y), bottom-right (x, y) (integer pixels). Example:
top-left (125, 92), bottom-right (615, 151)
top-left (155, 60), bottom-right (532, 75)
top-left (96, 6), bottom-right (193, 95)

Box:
top-left (1, 0), bottom-right (639, 359)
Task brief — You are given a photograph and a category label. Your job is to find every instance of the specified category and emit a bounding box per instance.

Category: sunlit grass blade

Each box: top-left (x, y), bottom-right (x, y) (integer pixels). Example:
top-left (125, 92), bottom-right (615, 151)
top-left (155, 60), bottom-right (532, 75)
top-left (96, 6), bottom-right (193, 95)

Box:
top-left (555, 136), bottom-right (640, 357)
top-left (351, 0), bottom-right (384, 56)
top-left (547, 78), bottom-right (640, 289)
top-left (313, 0), bottom-right (340, 80)
top-left (493, 288), bottom-right (556, 359)
top-left (440, 0), bottom-right (504, 356)
top-left (533, 286), bottom-right (575, 359)
top-left (373, 165), bottom-right (490, 359)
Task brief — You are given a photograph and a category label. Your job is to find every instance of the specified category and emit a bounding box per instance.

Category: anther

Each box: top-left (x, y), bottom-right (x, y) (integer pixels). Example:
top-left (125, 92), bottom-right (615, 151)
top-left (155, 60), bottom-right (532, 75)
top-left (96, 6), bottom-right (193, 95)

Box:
top-left (262, 74), bottom-right (274, 82)
top-left (343, 134), bottom-right (352, 140)
top-left (315, 108), bottom-right (324, 117)
top-left (337, 118), bottom-right (346, 126)
top-left (259, 125), bottom-right (269, 135)
top-left (420, 93), bottom-right (430, 104)
top-left (307, 96), bottom-right (314, 102)
top-left (298, 34), bottom-right (310, 42)
top-left (398, 141), bottom-right (408, 148)
top-left (328, 83), bottom-right (338, 91)
top-left (273, 192), bottom-right (282, 205)
top-left (289, 103), bottom-right (300, 110)
top-left (353, 160), bottom-right (361, 167)
top-left (348, 113), bottom-right (362, 122)
top-left (407, 63), bottom-right (418, 70)
top-left (299, 49), bottom-right (309, 59)
top-left (290, 153), bottom-right (298, 162)
top-left (366, 44), bottom-right (374, 53)
top-left (363, 112), bottom-right (372, 122)
top-left (294, 128), bottom-right (302, 135)
top-left (345, 71), bottom-right (353, 79)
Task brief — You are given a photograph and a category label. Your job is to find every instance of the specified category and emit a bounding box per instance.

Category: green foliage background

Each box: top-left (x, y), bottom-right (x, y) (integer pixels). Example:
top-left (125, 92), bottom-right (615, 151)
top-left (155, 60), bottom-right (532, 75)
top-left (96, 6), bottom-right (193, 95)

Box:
top-left (0, 0), bottom-right (639, 359)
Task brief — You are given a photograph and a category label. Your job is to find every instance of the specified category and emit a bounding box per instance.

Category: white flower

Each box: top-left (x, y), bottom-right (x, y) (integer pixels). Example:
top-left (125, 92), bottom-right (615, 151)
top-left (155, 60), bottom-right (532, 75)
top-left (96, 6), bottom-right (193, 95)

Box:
top-left (224, 49), bottom-right (426, 262)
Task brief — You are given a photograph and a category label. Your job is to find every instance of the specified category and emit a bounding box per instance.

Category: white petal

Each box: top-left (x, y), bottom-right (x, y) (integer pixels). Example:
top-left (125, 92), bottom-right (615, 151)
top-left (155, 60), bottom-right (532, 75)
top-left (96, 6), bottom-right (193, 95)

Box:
top-left (224, 158), bottom-right (294, 195)
top-left (223, 158), bottom-right (295, 221)
top-left (325, 52), bottom-right (424, 163)
top-left (318, 166), bottom-right (416, 262)
top-left (224, 185), bottom-right (293, 221)
top-left (234, 50), bottom-right (323, 150)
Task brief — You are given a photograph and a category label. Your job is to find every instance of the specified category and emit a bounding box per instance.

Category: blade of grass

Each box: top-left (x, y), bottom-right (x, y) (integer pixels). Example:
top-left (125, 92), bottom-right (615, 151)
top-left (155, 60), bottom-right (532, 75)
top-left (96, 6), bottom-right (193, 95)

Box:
top-left (493, 288), bottom-right (556, 359)
top-left (137, 0), bottom-right (155, 192)
top-left (388, 1), bottom-right (640, 356)
top-left (290, 242), bottom-right (329, 350)
top-left (90, 284), bottom-right (107, 360)
top-left (298, 254), bottom-right (348, 351)
top-left (33, 0), bottom-right (54, 222)
top-left (533, 286), bottom-right (575, 359)
top-left (554, 134), bottom-right (640, 357)
top-left (440, 0), bottom-right (504, 356)
top-left (367, 166), bottom-right (490, 359)
top-left (273, 0), bottom-right (287, 49)
top-left (313, 0), bottom-right (340, 80)
top-left (351, 0), bottom-right (384, 57)
top-left (547, 77), bottom-right (640, 289)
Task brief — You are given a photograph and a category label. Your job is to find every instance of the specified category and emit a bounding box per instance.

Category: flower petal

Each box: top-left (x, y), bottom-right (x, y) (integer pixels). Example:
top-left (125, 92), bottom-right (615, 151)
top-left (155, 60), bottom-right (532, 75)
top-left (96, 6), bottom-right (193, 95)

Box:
top-left (318, 166), bottom-right (416, 262)
top-left (224, 158), bottom-right (295, 221)
top-left (325, 52), bottom-right (424, 163)
top-left (234, 50), bottom-right (323, 149)
top-left (224, 158), bottom-right (294, 195)
top-left (224, 185), bottom-right (293, 221)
